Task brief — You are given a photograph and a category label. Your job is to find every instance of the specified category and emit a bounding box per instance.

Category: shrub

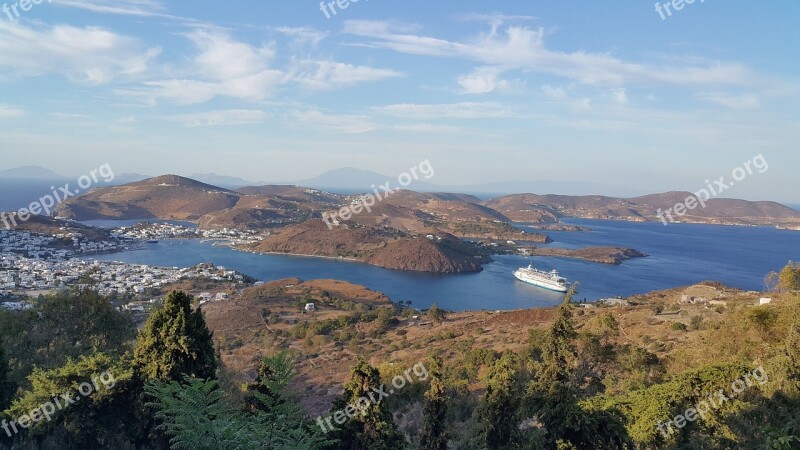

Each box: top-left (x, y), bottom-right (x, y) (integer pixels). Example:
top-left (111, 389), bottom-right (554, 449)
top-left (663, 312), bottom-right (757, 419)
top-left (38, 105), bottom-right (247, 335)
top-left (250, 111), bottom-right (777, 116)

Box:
top-left (671, 322), bottom-right (688, 331)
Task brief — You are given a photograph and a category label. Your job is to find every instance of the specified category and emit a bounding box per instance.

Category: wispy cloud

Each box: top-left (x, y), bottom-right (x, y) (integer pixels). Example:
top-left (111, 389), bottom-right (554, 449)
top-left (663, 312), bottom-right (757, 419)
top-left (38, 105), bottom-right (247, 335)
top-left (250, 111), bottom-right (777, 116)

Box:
top-left (0, 21), bottom-right (161, 84)
top-left (123, 29), bottom-right (284, 104)
top-left (292, 109), bottom-right (376, 134)
top-left (0, 105), bottom-right (25, 119)
top-left (344, 20), bottom-right (767, 90)
top-left (697, 92), bottom-right (761, 110)
top-left (373, 102), bottom-right (513, 119)
top-left (293, 60), bottom-right (403, 90)
top-left (55, 0), bottom-right (176, 18)
top-left (170, 109), bottom-right (268, 127)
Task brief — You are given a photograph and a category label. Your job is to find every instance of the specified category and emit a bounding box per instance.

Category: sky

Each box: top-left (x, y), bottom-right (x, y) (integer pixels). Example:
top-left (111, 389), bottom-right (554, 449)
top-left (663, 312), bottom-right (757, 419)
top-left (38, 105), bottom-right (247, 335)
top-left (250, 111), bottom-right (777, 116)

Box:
top-left (0, 0), bottom-right (798, 201)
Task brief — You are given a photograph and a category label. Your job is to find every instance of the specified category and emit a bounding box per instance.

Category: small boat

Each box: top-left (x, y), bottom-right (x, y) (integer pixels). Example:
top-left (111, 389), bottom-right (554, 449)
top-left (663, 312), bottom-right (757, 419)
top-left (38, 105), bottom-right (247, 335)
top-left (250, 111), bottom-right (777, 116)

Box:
top-left (146, 240), bottom-right (159, 244)
top-left (513, 264), bottom-right (569, 292)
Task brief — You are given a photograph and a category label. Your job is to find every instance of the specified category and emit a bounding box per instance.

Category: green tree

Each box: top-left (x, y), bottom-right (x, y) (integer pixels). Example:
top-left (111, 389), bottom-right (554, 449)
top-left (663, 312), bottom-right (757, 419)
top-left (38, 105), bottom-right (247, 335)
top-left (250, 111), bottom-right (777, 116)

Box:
top-left (5, 352), bottom-right (138, 449)
top-left (477, 351), bottom-right (520, 449)
top-left (536, 289), bottom-right (578, 389)
top-left (0, 345), bottom-right (12, 411)
top-left (526, 288), bottom-right (630, 449)
top-left (242, 351), bottom-right (295, 413)
top-left (133, 291), bottom-right (217, 381)
top-left (417, 355), bottom-right (448, 450)
top-left (1, 288), bottom-right (135, 386)
top-left (427, 304), bottom-right (446, 325)
top-left (766, 261), bottom-right (800, 292)
top-left (747, 306), bottom-right (779, 341)
top-left (786, 303), bottom-right (800, 391)
top-left (328, 358), bottom-right (404, 450)
top-left (146, 376), bottom-right (327, 450)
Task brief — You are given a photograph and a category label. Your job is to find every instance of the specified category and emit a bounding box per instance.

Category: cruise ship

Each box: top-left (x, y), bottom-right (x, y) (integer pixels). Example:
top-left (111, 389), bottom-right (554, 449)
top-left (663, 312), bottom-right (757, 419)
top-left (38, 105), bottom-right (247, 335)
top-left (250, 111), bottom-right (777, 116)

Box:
top-left (513, 264), bottom-right (569, 292)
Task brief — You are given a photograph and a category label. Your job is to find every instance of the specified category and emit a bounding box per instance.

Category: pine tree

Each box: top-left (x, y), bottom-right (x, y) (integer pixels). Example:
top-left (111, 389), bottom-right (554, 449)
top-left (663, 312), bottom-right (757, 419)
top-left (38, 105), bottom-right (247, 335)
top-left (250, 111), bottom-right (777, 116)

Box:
top-left (527, 287), bottom-right (631, 449)
top-left (479, 351), bottom-right (519, 449)
top-left (0, 344), bottom-right (12, 411)
top-left (527, 287), bottom-right (581, 444)
top-left (328, 358), bottom-right (404, 450)
top-left (133, 291), bottom-right (217, 381)
top-left (538, 288), bottom-right (578, 389)
top-left (787, 302), bottom-right (800, 391)
top-left (418, 355), bottom-right (448, 450)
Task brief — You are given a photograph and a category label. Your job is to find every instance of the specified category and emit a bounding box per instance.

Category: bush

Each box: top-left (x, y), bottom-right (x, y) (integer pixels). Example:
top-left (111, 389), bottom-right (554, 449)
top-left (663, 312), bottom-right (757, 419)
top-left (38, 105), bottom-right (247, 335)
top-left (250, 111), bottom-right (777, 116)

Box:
top-left (671, 322), bottom-right (688, 331)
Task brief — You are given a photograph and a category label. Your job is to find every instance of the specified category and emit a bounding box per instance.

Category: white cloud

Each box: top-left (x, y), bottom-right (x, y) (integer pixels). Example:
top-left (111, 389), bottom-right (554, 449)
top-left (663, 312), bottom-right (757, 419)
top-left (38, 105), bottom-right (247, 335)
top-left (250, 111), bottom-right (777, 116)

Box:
top-left (55, 0), bottom-right (171, 17)
top-left (0, 21), bottom-right (161, 84)
top-left (170, 109), bottom-right (268, 127)
top-left (373, 102), bottom-right (512, 119)
top-left (611, 88), bottom-right (628, 105)
top-left (293, 60), bottom-right (403, 90)
top-left (391, 123), bottom-right (464, 134)
top-left (541, 84), bottom-right (568, 100)
top-left (0, 105), bottom-right (25, 119)
top-left (458, 67), bottom-right (509, 94)
top-left (274, 27), bottom-right (328, 47)
top-left (126, 29), bottom-right (284, 104)
top-left (344, 20), bottom-right (766, 90)
top-left (292, 110), bottom-right (376, 134)
top-left (697, 92), bottom-right (761, 110)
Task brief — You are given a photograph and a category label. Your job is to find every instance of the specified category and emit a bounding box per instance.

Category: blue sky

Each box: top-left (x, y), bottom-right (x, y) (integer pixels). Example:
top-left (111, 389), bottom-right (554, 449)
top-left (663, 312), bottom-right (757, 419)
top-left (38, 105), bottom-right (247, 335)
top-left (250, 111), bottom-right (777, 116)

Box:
top-left (0, 0), bottom-right (798, 201)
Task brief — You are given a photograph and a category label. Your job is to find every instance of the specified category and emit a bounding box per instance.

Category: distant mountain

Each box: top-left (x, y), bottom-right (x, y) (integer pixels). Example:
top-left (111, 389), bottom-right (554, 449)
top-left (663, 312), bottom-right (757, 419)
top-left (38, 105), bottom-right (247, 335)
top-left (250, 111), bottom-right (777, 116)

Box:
top-left (48, 173), bottom-right (800, 229)
top-left (189, 173), bottom-right (266, 189)
top-left (486, 191), bottom-right (800, 226)
top-left (53, 175), bottom-right (341, 229)
top-left (0, 166), bottom-right (66, 179)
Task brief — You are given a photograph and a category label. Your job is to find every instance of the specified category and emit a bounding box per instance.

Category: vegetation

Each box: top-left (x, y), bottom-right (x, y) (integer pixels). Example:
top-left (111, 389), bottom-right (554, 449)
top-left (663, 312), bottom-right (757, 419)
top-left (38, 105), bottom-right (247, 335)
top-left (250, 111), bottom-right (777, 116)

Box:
top-left (133, 291), bottom-right (217, 381)
top-left (426, 304), bottom-right (446, 325)
top-left (2, 263), bottom-right (800, 449)
top-left (417, 355), bottom-right (448, 450)
top-left (767, 261), bottom-right (800, 292)
top-left (326, 358), bottom-right (404, 450)
top-left (0, 345), bottom-right (11, 412)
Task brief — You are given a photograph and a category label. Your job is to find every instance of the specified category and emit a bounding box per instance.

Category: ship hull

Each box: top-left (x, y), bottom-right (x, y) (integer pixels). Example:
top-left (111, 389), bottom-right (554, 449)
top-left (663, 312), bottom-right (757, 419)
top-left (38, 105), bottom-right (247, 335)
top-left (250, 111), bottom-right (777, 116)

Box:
top-left (513, 271), bottom-right (568, 292)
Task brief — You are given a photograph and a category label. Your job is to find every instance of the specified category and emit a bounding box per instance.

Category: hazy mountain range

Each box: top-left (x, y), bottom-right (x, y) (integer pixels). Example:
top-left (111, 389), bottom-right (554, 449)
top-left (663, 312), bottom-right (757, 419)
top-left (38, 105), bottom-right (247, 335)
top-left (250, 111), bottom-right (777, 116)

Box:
top-left (2, 166), bottom-right (798, 213)
top-left (0, 165), bottom-right (649, 198)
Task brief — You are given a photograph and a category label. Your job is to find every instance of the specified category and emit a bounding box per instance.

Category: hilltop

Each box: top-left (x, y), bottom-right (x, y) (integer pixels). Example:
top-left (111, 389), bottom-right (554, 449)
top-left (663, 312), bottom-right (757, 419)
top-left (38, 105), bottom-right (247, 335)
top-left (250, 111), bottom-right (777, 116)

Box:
top-left (54, 175), bottom-right (800, 230)
top-left (486, 191), bottom-right (800, 226)
top-left (241, 219), bottom-right (489, 273)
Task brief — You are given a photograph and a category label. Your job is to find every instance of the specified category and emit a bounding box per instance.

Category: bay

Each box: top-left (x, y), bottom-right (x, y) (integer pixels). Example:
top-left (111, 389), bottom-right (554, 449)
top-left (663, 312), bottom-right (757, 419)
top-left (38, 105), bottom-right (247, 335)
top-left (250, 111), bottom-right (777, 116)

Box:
top-left (87, 219), bottom-right (800, 311)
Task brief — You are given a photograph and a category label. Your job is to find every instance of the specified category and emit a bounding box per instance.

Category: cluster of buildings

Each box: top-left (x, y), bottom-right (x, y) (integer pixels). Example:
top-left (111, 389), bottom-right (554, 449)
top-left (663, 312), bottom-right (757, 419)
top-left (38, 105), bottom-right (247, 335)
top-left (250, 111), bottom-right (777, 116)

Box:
top-left (0, 228), bottom-right (121, 260)
top-left (111, 222), bottom-right (264, 244)
top-left (0, 225), bottom-right (248, 298)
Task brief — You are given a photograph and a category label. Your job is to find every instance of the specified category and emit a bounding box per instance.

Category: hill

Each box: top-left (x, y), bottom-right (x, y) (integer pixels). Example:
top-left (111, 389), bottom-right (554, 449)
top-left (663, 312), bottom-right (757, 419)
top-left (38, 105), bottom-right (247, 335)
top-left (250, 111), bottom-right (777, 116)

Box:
top-left (486, 191), bottom-right (800, 226)
top-left (242, 219), bottom-right (489, 273)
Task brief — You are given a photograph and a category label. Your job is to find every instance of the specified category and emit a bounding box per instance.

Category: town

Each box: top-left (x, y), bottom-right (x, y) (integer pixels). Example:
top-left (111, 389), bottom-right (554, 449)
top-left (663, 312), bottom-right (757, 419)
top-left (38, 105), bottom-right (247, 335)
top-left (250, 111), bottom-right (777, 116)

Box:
top-left (0, 223), bottom-right (254, 304)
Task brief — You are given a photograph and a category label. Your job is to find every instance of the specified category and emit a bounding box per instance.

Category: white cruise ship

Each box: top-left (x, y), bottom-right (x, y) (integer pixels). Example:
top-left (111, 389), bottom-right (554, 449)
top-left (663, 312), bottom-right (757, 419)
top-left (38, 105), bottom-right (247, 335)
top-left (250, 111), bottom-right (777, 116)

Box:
top-left (513, 264), bottom-right (569, 292)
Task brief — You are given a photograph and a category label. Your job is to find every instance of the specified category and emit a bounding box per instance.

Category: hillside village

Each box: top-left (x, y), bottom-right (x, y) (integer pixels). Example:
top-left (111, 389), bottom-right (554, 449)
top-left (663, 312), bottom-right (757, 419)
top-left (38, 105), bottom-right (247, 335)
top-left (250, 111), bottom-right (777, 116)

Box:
top-left (0, 225), bottom-right (249, 302)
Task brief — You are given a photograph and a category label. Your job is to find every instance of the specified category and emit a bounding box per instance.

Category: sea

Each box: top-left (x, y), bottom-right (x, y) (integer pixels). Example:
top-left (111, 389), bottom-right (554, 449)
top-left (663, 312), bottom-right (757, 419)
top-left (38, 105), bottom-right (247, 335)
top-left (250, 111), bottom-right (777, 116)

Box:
top-left (85, 219), bottom-right (800, 311)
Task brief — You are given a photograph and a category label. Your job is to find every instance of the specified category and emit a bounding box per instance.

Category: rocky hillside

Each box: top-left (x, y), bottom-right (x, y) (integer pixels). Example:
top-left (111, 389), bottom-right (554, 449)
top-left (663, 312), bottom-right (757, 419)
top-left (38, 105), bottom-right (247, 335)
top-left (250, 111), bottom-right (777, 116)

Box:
top-left (486, 191), bottom-right (800, 226)
top-left (243, 219), bottom-right (488, 273)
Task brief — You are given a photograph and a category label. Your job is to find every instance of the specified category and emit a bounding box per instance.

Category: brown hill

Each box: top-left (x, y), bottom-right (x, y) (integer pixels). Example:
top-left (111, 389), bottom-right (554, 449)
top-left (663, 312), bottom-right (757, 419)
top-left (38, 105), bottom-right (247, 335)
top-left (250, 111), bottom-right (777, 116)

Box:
top-left (382, 190), bottom-right (510, 222)
top-left (486, 191), bottom-right (800, 226)
top-left (55, 175), bottom-right (239, 221)
top-left (243, 219), bottom-right (487, 273)
top-left (54, 176), bottom-right (344, 229)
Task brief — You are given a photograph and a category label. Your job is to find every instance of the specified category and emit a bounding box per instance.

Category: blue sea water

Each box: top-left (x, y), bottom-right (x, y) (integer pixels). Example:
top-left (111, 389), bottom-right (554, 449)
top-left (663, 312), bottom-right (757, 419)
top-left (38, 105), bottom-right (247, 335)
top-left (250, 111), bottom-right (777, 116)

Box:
top-left (87, 219), bottom-right (800, 311)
